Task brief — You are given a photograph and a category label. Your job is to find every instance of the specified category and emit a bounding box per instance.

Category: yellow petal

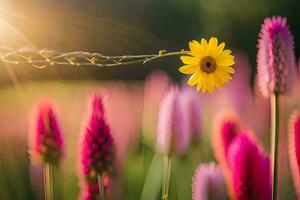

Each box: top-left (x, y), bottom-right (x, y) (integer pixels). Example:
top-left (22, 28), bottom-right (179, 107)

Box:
top-left (206, 74), bottom-right (215, 93)
top-left (218, 65), bottom-right (235, 74)
top-left (179, 65), bottom-right (199, 74)
top-left (217, 55), bottom-right (234, 61)
top-left (214, 70), bottom-right (228, 83)
top-left (212, 73), bottom-right (225, 89)
top-left (180, 56), bottom-right (199, 65)
top-left (217, 50), bottom-right (232, 59)
top-left (208, 37), bottom-right (218, 48)
top-left (188, 72), bottom-right (201, 86)
top-left (189, 41), bottom-right (203, 57)
top-left (217, 59), bottom-right (235, 66)
top-left (216, 69), bottom-right (233, 81)
top-left (196, 72), bottom-right (204, 91)
top-left (201, 38), bottom-right (208, 52)
top-left (200, 73), bottom-right (208, 93)
top-left (216, 42), bottom-right (225, 54)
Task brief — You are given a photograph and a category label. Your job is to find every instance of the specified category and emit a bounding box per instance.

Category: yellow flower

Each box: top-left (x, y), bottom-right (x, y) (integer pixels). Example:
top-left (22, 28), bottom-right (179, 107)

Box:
top-left (179, 37), bottom-right (235, 93)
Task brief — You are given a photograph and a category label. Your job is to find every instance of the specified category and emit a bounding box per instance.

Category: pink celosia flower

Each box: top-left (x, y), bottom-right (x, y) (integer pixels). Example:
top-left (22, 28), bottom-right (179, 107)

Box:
top-left (257, 16), bottom-right (296, 97)
top-left (79, 93), bottom-right (114, 182)
top-left (28, 99), bottom-right (64, 165)
top-left (156, 87), bottom-right (188, 156)
top-left (288, 111), bottom-right (300, 199)
top-left (228, 134), bottom-right (271, 200)
top-left (211, 112), bottom-right (240, 199)
top-left (192, 162), bottom-right (226, 200)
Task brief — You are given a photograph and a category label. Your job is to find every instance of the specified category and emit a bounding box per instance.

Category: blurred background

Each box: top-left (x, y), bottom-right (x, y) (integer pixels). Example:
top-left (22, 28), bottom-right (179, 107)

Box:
top-left (0, 0), bottom-right (299, 199)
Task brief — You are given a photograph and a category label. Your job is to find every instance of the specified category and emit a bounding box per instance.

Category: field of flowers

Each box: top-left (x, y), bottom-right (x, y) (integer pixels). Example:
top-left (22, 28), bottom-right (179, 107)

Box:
top-left (0, 1), bottom-right (300, 200)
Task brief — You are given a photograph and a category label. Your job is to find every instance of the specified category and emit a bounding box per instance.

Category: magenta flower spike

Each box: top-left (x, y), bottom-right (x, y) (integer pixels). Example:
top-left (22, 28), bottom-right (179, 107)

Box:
top-left (79, 93), bottom-right (115, 182)
top-left (257, 16), bottom-right (296, 97)
top-left (228, 134), bottom-right (271, 200)
top-left (289, 111), bottom-right (300, 199)
top-left (212, 112), bottom-right (240, 166)
top-left (28, 99), bottom-right (64, 165)
top-left (211, 112), bottom-right (240, 199)
top-left (192, 162), bottom-right (226, 200)
top-left (156, 86), bottom-right (188, 156)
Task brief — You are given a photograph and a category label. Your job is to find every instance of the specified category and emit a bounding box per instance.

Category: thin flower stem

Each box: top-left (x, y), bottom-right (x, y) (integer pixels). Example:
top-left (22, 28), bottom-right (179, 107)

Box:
top-left (97, 174), bottom-right (105, 200)
top-left (0, 47), bottom-right (190, 68)
top-left (271, 93), bottom-right (279, 200)
top-left (162, 155), bottom-right (172, 200)
top-left (43, 163), bottom-right (54, 200)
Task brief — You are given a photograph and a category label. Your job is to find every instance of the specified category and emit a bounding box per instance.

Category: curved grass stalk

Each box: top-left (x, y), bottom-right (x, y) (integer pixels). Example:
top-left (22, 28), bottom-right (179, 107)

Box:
top-left (0, 46), bottom-right (189, 68)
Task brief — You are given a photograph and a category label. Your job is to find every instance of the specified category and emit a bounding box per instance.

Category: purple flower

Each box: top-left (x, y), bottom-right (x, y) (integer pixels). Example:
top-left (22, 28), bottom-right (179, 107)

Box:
top-left (228, 134), bottom-right (271, 200)
top-left (192, 162), bottom-right (226, 200)
top-left (28, 99), bottom-right (64, 165)
top-left (156, 87), bottom-right (188, 156)
top-left (288, 111), bottom-right (300, 199)
top-left (79, 93), bottom-right (114, 182)
top-left (257, 16), bottom-right (296, 97)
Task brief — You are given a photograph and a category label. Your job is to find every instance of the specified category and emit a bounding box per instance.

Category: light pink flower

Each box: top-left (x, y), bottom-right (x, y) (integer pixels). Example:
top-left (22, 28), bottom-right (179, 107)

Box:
top-left (178, 88), bottom-right (201, 142)
top-left (105, 83), bottom-right (143, 168)
top-left (257, 16), bottom-right (296, 97)
top-left (143, 70), bottom-right (171, 144)
top-left (288, 111), bottom-right (300, 199)
top-left (28, 99), bottom-right (64, 165)
top-left (192, 162), bottom-right (226, 200)
top-left (156, 87), bottom-right (188, 155)
top-left (228, 134), bottom-right (271, 200)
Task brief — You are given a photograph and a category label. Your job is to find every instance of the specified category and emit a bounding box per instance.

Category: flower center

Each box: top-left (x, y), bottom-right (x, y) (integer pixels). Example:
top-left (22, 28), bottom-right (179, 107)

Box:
top-left (200, 56), bottom-right (216, 73)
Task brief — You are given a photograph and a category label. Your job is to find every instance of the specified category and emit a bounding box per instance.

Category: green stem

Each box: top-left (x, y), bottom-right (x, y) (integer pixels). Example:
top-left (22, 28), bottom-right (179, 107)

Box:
top-left (97, 174), bottom-right (105, 200)
top-left (162, 155), bottom-right (172, 200)
top-left (43, 163), bottom-right (53, 200)
top-left (271, 93), bottom-right (279, 200)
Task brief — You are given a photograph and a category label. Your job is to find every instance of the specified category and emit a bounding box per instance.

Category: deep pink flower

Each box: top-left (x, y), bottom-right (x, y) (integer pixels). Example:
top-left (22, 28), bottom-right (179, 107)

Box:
top-left (79, 94), bottom-right (114, 182)
top-left (156, 87), bottom-right (188, 155)
top-left (178, 88), bottom-right (201, 141)
top-left (212, 112), bottom-right (240, 165)
top-left (257, 16), bottom-right (296, 97)
top-left (28, 99), bottom-right (64, 165)
top-left (211, 112), bottom-right (240, 199)
top-left (228, 134), bottom-right (271, 200)
top-left (289, 111), bottom-right (300, 199)
top-left (192, 162), bottom-right (226, 200)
